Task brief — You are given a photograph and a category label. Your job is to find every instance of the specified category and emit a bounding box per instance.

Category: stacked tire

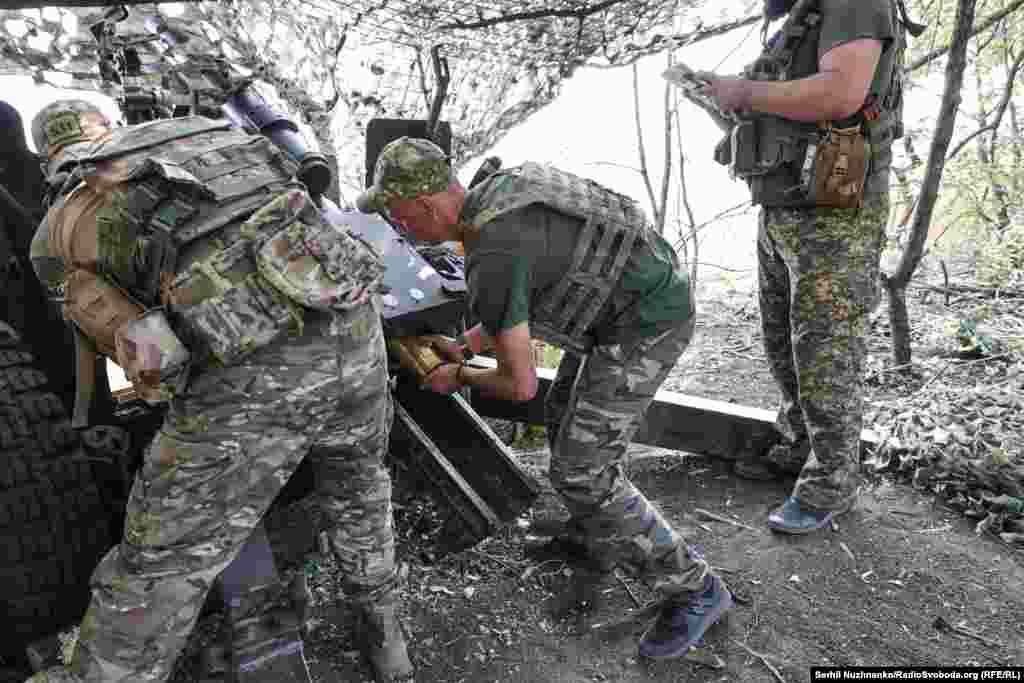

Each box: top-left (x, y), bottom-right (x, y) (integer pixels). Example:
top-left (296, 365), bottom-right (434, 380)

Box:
top-left (0, 320), bottom-right (116, 660)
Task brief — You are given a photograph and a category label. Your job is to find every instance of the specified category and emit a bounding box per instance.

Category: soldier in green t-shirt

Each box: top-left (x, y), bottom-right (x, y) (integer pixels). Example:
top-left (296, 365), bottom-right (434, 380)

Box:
top-left (696, 0), bottom-right (909, 533)
top-left (357, 138), bottom-right (732, 660)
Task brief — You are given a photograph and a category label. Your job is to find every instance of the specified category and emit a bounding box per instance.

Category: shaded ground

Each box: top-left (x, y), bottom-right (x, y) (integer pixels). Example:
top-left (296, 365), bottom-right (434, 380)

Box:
top-left (290, 289), bottom-right (1024, 683)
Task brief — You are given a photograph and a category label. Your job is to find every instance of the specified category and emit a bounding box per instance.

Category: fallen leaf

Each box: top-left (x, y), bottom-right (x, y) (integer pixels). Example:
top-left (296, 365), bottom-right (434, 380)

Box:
top-left (685, 646), bottom-right (725, 669)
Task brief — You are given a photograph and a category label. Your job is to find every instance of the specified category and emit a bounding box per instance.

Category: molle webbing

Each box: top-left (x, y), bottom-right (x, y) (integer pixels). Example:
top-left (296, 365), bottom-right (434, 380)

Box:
top-left (746, 0), bottom-right (821, 82)
top-left (73, 119), bottom-right (297, 304)
top-left (484, 163), bottom-right (649, 353)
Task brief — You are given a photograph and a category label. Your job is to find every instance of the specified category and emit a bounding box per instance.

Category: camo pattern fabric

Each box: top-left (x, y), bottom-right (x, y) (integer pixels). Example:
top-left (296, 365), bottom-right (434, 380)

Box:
top-left (757, 197), bottom-right (889, 510)
top-left (544, 314), bottom-right (711, 595)
top-left (253, 187), bottom-right (385, 311)
top-left (356, 136), bottom-right (454, 213)
top-left (34, 304), bottom-right (396, 683)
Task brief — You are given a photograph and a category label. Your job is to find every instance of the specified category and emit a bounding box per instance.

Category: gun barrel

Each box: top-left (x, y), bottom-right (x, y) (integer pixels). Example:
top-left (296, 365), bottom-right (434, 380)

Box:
top-left (224, 86), bottom-right (332, 198)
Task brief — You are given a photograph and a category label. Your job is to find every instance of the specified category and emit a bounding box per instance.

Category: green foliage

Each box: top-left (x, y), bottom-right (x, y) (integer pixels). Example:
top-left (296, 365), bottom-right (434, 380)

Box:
top-left (954, 318), bottom-right (995, 356)
top-left (511, 424), bottom-right (548, 450)
top-left (977, 223), bottom-right (1024, 288)
top-left (535, 342), bottom-right (563, 370)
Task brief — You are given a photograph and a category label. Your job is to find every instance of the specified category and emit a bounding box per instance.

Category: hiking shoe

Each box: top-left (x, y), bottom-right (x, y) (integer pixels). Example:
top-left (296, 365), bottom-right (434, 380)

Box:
top-left (637, 574), bottom-right (733, 659)
top-left (766, 496), bottom-right (853, 535)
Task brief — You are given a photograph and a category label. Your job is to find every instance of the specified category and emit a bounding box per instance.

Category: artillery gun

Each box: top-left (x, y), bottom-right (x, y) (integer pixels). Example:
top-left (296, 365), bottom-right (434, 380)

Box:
top-left (0, 1), bottom-right (802, 680)
top-left (0, 3), bottom-right (540, 680)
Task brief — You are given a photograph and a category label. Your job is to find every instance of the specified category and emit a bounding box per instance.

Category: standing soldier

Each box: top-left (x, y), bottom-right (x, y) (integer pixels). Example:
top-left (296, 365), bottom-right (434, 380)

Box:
top-left (27, 100), bottom-right (413, 683)
top-left (698, 0), bottom-right (914, 533)
top-left (355, 138), bottom-right (733, 659)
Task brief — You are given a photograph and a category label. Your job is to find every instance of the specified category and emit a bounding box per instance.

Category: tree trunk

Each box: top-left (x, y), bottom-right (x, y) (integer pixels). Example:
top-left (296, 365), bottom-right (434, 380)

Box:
top-left (886, 0), bottom-right (978, 365)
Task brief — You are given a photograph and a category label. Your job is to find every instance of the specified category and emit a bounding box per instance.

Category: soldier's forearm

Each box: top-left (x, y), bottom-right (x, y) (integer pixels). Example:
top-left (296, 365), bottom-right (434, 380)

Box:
top-left (746, 71), bottom-right (861, 123)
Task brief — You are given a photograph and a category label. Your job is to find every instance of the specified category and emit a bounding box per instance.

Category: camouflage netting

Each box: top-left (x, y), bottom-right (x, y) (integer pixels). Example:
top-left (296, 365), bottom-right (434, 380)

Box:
top-left (865, 375), bottom-right (1024, 547)
top-left (0, 0), bottom-right (757, 199)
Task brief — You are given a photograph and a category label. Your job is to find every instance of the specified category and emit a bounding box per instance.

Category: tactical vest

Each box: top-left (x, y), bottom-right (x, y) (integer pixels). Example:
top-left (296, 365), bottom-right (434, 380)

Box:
top-left (461, 162), bottom-right (652, 354)
top-left (48, 116), bottom-right (298, 308)
top-left (732, 0), bottom-right (905, 207)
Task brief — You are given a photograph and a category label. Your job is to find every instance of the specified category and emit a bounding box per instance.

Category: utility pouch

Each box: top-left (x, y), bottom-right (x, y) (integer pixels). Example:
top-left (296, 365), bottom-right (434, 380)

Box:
top-left (251, 188), bottom-right (385, 312)
top-left (729, 120), bottom-right (760, 178)
top-left (165, 239), bottom-right (301, 366)
top-left (113, 308), bottom-right (191, 405)
top-left (801, 125), bottom-right (870, 209)
top-left (713, 133), bottom-right (732, 167)
top-left (62, 269), bottom-right (146, 357)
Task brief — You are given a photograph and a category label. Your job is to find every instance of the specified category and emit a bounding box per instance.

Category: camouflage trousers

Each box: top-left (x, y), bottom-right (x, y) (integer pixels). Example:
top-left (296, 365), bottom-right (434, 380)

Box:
top-left (64, 302), bottom-right (395, 683)
top-left (545, 316), bottom-right (708, 596)
top-left (757, 198), bottom-right (888, 510)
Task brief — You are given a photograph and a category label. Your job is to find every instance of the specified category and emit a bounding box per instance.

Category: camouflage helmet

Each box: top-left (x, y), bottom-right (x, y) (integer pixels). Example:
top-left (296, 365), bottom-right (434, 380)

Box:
top-left (31, 99), bottom-right (112, 159)
top-left (355, 137), bottom-right (455, 213)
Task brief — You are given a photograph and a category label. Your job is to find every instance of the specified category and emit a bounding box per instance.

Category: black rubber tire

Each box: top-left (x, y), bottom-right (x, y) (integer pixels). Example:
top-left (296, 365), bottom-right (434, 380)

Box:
top-left (0, 320), bottom-right (117, 658)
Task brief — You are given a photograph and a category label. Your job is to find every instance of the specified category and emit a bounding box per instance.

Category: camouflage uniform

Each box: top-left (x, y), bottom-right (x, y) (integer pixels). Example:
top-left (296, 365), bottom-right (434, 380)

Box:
top-left (545, 318), bottom-right (707, 593)
top-left (358, 138), bottom-right (711, 597)
top-left (729, 0), bottom-right (900, 517)
top-left (27, 101), bottom-right (408, 683)
top-left (758, 197), bottom-right (888, 510)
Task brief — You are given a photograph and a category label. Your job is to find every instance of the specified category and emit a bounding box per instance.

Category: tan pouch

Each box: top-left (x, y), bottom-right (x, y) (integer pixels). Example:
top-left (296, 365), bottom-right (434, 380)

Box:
top-left (62, 269), bottom-right (145, 357)
top-left (807, 125), bottom-right (870, 209)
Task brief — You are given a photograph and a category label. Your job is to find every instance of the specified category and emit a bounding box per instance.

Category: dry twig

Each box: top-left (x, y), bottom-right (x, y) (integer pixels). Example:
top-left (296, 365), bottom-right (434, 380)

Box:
top-left (694, 508), bottom-right (759, 532)
top-left (732, 639), bottom-right (787, 683)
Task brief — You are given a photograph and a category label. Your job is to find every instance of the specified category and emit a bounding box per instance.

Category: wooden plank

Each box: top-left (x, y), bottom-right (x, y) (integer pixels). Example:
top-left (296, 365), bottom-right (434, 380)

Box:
top-left (390, 400), bottom-right (501, 554)
top-left (466, 357), bottom-right (878, 459)
top-left (394, 379), bottom-right (540, 522)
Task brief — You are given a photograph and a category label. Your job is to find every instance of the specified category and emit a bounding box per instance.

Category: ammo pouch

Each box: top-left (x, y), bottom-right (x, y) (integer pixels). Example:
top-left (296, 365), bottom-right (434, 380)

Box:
top-left (799, 125), bottom-right (870, 209)
top-left (714, 116), bottom-right (809, 183)
top-left (251, 188), bottom-right (385, 312)
top-left (164, 239), bottom-right (301, 367)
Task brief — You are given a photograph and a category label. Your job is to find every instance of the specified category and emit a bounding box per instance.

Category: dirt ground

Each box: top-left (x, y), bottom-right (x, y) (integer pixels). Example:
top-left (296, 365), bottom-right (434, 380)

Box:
top-left (292, 291), bottom-right (1024, 683)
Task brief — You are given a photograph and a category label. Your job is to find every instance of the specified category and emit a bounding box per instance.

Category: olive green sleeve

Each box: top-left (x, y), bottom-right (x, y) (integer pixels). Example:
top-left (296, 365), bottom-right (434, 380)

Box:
top-left (818, 0), bottom-right (895, 56)
top-left (30, 214), bottom-right (67, 297)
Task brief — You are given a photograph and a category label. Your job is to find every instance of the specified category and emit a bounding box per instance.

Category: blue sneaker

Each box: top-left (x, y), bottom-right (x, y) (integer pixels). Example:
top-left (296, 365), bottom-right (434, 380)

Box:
top-left (638, 574), bottom-right (733, 659)
top-left (767, 495), bottom-right (853, 535)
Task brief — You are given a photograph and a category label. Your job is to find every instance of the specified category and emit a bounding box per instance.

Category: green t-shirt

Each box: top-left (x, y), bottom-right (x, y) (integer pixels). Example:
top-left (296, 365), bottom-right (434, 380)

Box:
top-left (463, 203), bottom-right (692, 346)
top-left (817, 0), bottom-right (896, 98)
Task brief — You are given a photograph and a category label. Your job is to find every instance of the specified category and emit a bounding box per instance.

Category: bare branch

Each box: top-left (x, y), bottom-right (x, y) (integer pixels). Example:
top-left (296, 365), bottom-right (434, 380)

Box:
top-left (906, 0), bottom-right (1024, 73)
top-left (656, 52), bottom-right (673, 235)
top-left (632, 62), bottom-right (659, 227)
top-left (593, 13), bottom-right (763, 67)
top-left (439, 0), bottom-right (626, 30)
top-left (947, 47), bottom-right (1024, 161)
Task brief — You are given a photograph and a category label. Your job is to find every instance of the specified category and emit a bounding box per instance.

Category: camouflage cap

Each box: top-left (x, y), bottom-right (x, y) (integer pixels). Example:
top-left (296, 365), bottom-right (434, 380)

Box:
top-left (355, 137), bottom-right (455, 213)
top-left (31, 99), bottom-right (112, 159)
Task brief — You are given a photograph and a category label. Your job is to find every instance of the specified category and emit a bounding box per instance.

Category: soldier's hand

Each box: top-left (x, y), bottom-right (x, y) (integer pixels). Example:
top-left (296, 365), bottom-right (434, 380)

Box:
top-left (422, 335), bottom-right (468, 363)
top-left (421, 362), bottom-right (462, 394)
top-left (696, 73), bottom-right (752, 114)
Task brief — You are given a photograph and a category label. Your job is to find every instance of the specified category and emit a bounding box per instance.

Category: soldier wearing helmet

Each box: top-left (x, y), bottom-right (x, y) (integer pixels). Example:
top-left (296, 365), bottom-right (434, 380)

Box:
top-left (358, 136), bottom-right (732, 661)
top-left (26, 99), bottom-right (413, 683)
